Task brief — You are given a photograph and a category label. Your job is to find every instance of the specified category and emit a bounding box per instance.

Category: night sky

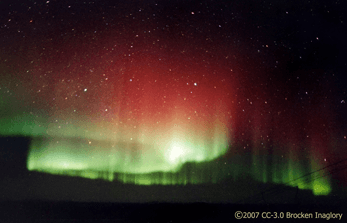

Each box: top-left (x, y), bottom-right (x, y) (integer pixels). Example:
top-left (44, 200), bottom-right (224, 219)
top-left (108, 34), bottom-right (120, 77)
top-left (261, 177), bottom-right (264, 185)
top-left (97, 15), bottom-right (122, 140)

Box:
top-left (1, 0), bottom-right (347, 204)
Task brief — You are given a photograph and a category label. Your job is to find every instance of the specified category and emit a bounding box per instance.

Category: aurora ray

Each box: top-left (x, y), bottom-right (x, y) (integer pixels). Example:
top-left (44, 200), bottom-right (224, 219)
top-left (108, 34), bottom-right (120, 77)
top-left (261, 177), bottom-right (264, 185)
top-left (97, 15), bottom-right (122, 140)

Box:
top-left (25, 58), bottom-right (233, 185)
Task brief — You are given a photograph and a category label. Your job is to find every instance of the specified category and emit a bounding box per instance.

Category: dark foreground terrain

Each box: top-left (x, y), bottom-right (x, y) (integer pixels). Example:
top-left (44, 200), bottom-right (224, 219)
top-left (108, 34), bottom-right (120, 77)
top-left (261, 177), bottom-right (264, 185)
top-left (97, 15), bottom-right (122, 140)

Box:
top-left (1, 201), bottom-right (347, 222)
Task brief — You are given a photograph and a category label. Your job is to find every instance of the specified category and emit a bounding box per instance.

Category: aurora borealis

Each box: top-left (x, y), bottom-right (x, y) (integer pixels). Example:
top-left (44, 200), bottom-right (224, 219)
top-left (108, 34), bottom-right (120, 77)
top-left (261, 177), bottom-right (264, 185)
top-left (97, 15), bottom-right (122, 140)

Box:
top-left (1, 0), bottom-right (347, 203)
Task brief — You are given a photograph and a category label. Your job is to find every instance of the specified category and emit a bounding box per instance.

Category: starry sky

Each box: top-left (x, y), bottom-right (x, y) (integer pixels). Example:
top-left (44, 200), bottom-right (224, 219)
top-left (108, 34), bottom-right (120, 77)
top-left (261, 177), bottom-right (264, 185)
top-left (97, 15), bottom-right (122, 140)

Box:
top-left (1, 0), bottom-right (347, 201)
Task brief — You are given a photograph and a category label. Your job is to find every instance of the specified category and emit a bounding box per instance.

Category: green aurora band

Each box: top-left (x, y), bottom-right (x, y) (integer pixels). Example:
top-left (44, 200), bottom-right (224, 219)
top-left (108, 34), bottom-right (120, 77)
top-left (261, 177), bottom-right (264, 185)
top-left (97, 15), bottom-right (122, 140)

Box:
top-left (26, 115), bottom-right (231, 185)
top-left (25, 127), bottom-right (331, 195)
top-left (0, 108), bottom-right (332, 195)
